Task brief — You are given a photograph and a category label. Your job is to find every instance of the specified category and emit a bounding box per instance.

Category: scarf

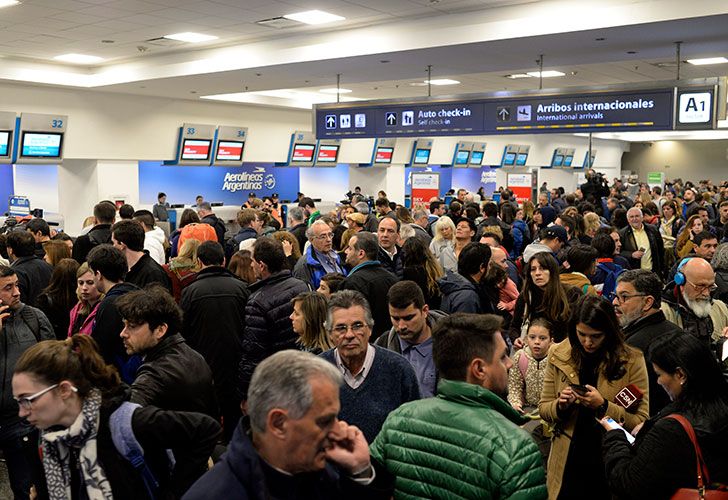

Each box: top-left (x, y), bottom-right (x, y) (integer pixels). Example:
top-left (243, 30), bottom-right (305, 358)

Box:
top-left (41, 389), bottom-right (113, 500)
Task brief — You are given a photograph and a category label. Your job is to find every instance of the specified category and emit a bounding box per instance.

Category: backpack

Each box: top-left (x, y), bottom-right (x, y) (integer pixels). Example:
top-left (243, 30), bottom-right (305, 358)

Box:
top-left (110, 402), bottom-right (175, 500)
top-left (19, 306), bottom-right (41, 342)
top-left (596, 262), bottom-right (624, 302)
top-left (178, 223), bottom-right (217, 250)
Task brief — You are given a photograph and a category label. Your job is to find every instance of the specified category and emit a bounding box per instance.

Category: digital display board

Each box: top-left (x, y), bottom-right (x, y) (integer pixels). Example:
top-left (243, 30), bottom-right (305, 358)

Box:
top-left (316, 144), bottom-right (339, 163)
top-left (516, 153), bottom-right (528, 166)
top-left (413, 148), bottom-right (431, 165)
top-left (0, 131), bottom-right (10, 156)
top-left (502, 152), bottom-right (516, 166)
top-left (469, 150), bottom-right (484, 166)
top-left (292, 143), bottom-right (316, 162)
top-left (20, 132), bottom-right (62, 158)
top-left (552, 154), bottom-right (564, 167)
top-left (215, 140), bottom-right (244, 161)
top-left (455, 150), bottom-right (470, 165)
top-left (375, 147), bottom-right (393, 164)
top-left (181, 139), bottom-right (212, 161)
top-left (563, 155), bottom-right (574, 167)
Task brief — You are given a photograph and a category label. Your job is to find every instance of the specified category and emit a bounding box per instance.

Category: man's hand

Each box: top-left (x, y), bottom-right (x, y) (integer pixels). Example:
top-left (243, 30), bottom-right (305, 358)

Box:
top-left (324, 421), bottom-right (371, 476)
top-left (0, 302), bottom-right (10, 330)
top-left (575, 384), bottom-right (605, 410)
top-left (632, 250), bottom-right (645, 259)
top-left (281, 240), bottom-right (293, 257)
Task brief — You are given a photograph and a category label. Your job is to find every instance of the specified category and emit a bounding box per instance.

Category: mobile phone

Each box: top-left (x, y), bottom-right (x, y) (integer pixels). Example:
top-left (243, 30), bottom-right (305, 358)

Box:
top-left (570, 383), bottom-right (589, 396)
top-left (601, 416), bottom-right (635, 444)
top-left (638, 247), bottom-right (645, 252)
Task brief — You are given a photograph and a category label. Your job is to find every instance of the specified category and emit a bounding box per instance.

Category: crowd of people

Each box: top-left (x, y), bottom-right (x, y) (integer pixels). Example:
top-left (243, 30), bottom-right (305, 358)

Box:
top-left (0, 172), bottom-right (727, 499)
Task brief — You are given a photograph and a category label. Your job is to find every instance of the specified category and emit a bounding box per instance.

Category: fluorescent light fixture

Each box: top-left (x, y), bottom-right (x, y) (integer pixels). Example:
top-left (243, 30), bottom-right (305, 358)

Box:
top-left (283, 10), bottom-right (345, 25)
top-left (424, 79), bottom-right (460, 86)
top-left (319, 88), bottom-right (352, 94)
top-left (54, 53), bottom-right (104, 64)
top-left (201, 89), bottom-right (361, 109)
top-left (686, 57), bottom-right (728, 65)
top-left (505, 73), bottom-right (532, 79)
top-left (526, 70), bottom-right (566, 78)
top-left (163, 32), bottom-right (218, 43)
top-left (0, 0), bottom-right (19, 8)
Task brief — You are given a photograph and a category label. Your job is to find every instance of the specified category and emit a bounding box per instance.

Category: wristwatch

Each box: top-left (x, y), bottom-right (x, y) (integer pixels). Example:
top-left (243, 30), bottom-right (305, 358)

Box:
top-left (596, 398), bottom-right (609, 419)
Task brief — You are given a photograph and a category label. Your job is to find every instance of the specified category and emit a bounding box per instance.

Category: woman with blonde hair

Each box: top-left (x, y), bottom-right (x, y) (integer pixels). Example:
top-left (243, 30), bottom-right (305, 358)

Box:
top-left (582, 212), bottom-right (601, 241)
top-left (68, 262), bottom-right (104, 337)
top-left (675, 214), bottom-right (704, 259)
top-left (429, 216), bottom-right (457, 272)
top-left (289, 291), bottom-right (333, 354)
top-left (163, 237), bottom-right (201, 302)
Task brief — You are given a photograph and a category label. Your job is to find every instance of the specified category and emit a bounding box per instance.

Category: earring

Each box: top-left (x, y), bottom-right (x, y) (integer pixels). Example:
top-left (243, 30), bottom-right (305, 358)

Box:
top-left (680, 381), bottom-right (684, 386)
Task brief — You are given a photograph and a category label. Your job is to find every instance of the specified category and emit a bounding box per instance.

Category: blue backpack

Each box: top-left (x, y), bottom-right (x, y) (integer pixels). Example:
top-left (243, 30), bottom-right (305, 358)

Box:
top-left (597, 262), bottom-right (624, 302)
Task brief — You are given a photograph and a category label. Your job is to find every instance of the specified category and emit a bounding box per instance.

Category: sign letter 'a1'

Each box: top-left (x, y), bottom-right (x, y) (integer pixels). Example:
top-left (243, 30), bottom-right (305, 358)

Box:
top-left (678, 92), bottom-right (711, 123)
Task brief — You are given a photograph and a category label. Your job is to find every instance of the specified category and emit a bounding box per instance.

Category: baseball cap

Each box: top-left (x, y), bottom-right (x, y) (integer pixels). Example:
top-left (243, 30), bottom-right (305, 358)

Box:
top-left (542, 225), bottom-right (568, 243)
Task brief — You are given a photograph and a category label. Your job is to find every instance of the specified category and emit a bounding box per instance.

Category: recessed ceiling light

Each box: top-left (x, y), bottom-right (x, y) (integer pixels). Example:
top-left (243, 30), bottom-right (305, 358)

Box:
top-left (686, 57), bottom-right (728, 65)
top-left (526, 70), bottom-right (566, 78)
top-left (54, 53), bottom-right (104, 64)
top-left (319, 88), bottom-right (352, 94)
top-left (425, 79), bottom-right (460, 86)
top-left (0, 0), bottom-right (19, 8)
top-left (283, 10), bottom-right (345, 25)
top-left (163, 32), bottom-right (218, 43)
top-left (505, 73), bottom-right (532, 79)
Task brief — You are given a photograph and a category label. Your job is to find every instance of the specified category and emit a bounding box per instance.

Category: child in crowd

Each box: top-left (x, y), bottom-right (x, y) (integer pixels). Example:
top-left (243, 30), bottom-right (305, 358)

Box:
top-left (486, 265), bottom-right (518, 317)
top-left (316, 272), bottom-right (346, 298)
top-left (508, 318), bottom-right (553, 413)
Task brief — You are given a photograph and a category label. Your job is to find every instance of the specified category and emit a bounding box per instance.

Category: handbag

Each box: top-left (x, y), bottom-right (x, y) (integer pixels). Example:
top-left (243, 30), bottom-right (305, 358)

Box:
top-left (667, 414), bottom-right (728, 499)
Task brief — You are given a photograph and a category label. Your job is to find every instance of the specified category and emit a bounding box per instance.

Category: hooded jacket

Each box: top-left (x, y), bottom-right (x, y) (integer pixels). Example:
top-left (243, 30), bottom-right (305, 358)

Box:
top-left (201, 213), bottom-right (226, 243)
top-left (144, 226), bottom-right (166, 265)
top-left (437, 271), bottom-right (486, 314)
top-left (11, 255), bottom-right (53, 306)
top-left (523, 241), bottom-right (556, 264)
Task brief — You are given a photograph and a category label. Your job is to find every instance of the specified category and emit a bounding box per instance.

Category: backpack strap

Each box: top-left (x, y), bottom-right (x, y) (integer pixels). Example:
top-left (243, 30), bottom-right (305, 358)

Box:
top-left (110, 402), bottom-right (160, 500)
top-left (518, 350), bottom-right (529, 380)
top-left (665, 414), bottom-right (710, 491)
top-left (20, 306), bottom-right (41, 342)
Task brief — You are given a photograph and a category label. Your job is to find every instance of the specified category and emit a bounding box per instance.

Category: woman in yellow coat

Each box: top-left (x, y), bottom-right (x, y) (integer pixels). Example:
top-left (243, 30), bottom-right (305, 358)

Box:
top-left (539, 295), bottom-right (649, 500)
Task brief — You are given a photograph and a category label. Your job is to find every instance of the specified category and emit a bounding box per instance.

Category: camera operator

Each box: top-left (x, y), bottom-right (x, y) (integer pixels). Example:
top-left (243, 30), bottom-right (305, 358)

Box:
top-left (581, 169), bottom-right (609, 204)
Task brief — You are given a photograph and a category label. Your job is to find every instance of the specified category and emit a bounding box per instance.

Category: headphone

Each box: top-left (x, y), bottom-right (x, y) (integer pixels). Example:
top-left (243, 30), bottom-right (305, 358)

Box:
top-left (674, 257), bottom-right (695, 286)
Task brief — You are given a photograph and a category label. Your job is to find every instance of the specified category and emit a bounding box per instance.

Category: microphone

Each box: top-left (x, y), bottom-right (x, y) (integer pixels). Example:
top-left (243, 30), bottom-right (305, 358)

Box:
top-left (614, 384), bottom-right (643, 411)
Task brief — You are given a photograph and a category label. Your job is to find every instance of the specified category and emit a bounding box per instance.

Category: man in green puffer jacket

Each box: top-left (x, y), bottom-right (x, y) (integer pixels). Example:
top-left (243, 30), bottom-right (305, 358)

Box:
top-left (370, 313), bottom-right (547, 500)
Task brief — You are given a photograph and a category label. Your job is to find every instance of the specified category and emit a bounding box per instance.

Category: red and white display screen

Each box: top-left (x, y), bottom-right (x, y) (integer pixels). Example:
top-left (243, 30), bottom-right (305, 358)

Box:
top-left (216, 140), bottom-right (244, 161)
top-left (181, 139), bottom-right (212, 160)
top-left (316, 145), bottom-right (339, 163)
top-left (292, 143), bottom-right (315, 162)
top-left (375, 147), bottom-right (393, 164)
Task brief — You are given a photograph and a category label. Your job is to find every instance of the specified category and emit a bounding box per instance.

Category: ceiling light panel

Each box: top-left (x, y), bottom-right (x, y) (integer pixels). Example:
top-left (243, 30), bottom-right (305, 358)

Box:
top-left (283, 10), bottom-right (345, 25)
top-left (425, 79), bottom-right (460, 85)
top-left (319, 88), bottom-right (352, 94)
top-left (163, 32), bottom-right (219, 43)
top-left (0, 0), bottom-right (19, 8)
top-left (54, 53), bottom-right (104, 64)
top-left (526, 70), bottom-right (566, 78)
top-left (686, 57), bottom-right (728, 65)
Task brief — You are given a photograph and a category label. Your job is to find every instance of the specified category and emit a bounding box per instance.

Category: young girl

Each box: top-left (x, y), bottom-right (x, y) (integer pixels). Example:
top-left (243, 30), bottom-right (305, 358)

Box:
top-left (508, 318), bottom-right (553, 413)
top-left (486, 265), bottom-right (518, 317)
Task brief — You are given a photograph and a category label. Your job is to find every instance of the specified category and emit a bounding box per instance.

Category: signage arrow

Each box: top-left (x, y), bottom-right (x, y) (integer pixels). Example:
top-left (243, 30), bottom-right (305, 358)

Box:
top-left (386, 112), bottom-right (397, 126)
top-left (497, 107), bottom-right (510, 121)
top-left (326, 115), bottom-right (336, 128)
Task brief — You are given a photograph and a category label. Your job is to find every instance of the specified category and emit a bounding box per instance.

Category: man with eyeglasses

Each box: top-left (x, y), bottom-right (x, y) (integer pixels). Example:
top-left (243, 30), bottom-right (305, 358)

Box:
top-left (613, 270), bottom-right (683, 416)
top-left (0, 265), bottom-right (54, 499)
top-left (661, 257), bottom-right (728, 345)
top-left (294, 220), bottom-right (346, 290)
top-left (320, 290), bottom-right (420, 443)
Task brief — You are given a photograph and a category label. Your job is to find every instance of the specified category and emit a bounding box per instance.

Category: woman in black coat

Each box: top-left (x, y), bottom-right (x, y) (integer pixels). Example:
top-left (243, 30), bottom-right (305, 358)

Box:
top-left (601, 333), bottom-right (728, 499)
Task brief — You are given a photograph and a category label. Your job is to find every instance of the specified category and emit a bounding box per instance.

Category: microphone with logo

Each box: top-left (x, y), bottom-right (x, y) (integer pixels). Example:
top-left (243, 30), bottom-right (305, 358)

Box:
top-left (614, 384), bottom-right (644, 412)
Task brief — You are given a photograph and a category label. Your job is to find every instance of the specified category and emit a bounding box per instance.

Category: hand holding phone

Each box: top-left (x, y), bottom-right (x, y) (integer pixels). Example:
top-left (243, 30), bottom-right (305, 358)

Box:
top-left (573, 384), bottom-right (605, 410)
top-left (0, 300), bottom-right (10, 330)
top-left (569, 383), bottom-right (589, 396)
top-left (599, 416), bottom-right (635, 444)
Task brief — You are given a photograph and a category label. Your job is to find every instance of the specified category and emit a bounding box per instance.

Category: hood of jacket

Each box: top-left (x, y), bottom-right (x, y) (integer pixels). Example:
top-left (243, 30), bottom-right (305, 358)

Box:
top-left (437, 271), bottom-right (476, 295)
top-left (438, 379), bottom-right (528, 426)
top-left (148, 226), bottom-right (166, 244)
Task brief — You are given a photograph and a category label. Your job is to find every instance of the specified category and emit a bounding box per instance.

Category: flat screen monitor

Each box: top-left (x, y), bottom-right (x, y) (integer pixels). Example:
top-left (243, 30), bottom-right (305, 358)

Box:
top-left (516, 153), bottom-right (528, 166)
top-left (316, 144), bottom-right (339, 163)
top-left (455, 150), bottom-right (470, 165)
top-left (374, 146), bottom-right (393, 164)
top-left (215, 140), bottom-right (244, 162)
top-left (553, 154), bottom-right (564, 167)
top-left (20, 131), bottom-right (63, 158)
top-left (181, 138), bottom-right (212, 161)
top-left (0, 131), bottom-right (10, 156)
top-left (291, 143), bottom-right (315, 162)
top-left (563, 155), bottom-right (574, 167)
top-left (413, 148), bottom-right (430, 165)
top-left (503, 152), bottom-right (516, 166)
top-left (469, 150), bottom-right (484, 165)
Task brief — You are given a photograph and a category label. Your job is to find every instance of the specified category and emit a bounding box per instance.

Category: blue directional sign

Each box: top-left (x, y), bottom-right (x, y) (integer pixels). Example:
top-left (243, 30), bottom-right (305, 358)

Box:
top-left (325, 115), bottom-right (336, 129)
top-left (385, 112), bottom-right (397, 126)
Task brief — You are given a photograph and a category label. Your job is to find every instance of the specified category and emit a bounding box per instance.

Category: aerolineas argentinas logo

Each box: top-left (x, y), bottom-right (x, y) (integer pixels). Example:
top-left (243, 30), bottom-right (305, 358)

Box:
top-left (222, 168), bottom-right (265, 193)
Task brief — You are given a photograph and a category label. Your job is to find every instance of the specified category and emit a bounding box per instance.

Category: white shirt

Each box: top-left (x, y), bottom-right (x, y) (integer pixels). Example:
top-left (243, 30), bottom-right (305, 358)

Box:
top-left (333, 344), bottom-right (376, 389)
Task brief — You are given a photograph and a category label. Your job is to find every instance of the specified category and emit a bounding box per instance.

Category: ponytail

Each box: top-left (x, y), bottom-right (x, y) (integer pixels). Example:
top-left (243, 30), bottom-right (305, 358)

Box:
top-left (15, 334), bottom-right (120, 396)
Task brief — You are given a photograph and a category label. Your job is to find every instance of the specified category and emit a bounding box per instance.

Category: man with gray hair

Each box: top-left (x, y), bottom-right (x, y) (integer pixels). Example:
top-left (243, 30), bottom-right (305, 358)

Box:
top-left (320, 290), bottom-right (420, 443)
top-left (411, 209), bottom-right (432, 245)
top-left (293, 219), bottom-right (346, 290)
top-left (183, 350), bottom-right (395, 499)
top-left (355, 201), bottom-right (379, 233)
top-left (619, 207), bottom-right (664, 275)
top-left (287, 206), bottom-right (308, 253)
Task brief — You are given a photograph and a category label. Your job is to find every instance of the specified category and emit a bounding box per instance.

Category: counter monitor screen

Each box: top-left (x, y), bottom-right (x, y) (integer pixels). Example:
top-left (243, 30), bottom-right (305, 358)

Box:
top-left (181, 138), bottom-right (212, 161)
top-left (316, 144), bottom-right (339, 163)
top-left (553, 154), bottom-right (564, 167)
top-left (503, 152), bottom-right (516, 166)
top-left (375, 147), bottom-right (394, 164)
top-left (564, 155), bottom-right (574, 167)
top-left (291, 143), bottom-right (315, 162)
top-left (516, 153), bottom-right (528, 166)
top-left (455, 150), bottom-right (470, 165)
top-left (469, 150), bottom-right (484, 166)
top-left (413, 148), bottom-right (431, 165)
top-left (20, 132), bottom-right (63, 158)
top-left (215, 140), bottom-right (244, 162)
top-left (0, 131), bottom-right (10, 156)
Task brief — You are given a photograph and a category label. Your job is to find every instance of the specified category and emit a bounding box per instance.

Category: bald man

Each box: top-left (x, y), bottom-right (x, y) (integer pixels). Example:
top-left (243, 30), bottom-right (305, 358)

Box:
top-left (619, 207), bottom-right (664, 276)
top-left (488, 245), bottom-right (521, 291)
top-left (661, 257), bottom-right (728, 343)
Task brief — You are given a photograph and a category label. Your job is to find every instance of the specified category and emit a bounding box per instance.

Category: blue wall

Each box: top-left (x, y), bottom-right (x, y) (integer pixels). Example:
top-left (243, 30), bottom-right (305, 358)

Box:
top-left (0, 164), bottom-right (14, 214)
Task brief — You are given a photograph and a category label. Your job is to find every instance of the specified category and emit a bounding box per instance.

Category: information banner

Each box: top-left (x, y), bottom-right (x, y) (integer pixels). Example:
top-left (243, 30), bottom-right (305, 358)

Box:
top-left (507, 173), bottom-right (532, 203)
top-left (647, 172), bottom-right (664, 190)
top-left (411, 172), bottom-right (440, 208)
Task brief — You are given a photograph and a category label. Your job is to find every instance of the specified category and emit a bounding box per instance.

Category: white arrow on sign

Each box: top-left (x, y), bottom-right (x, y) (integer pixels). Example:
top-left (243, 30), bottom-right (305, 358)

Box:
top-left (325, 115), bottom-right (336, 129)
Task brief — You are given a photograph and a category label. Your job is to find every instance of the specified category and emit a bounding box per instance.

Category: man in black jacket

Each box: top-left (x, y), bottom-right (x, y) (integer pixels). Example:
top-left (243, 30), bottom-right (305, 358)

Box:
top-left (6, 230), bottom-right (52, 306)
top-left (377, 216), bottom-right (404, 278)
top-left (87, 244), bottom-right (140, 383)
top-left (26, 218), bottom-right (51, 259)
top-left (197, 202), bottom-right (226, 243)
top-left (477, 202), bottom-right (514, 253)
top-left (342, 231), bottom-right (399, 340)
top-left (118, 285), bottom-right (218, 419)
top-left (619, 207), bottom-right (665, 277)
top-left (112, 220), bottom-right (171, 292)
top-left (72, 201), bottom-right (116, 263)
top-left (613, 270), bottom-right (683, 416)
top-left (181, 241), bottom-right (250, 442)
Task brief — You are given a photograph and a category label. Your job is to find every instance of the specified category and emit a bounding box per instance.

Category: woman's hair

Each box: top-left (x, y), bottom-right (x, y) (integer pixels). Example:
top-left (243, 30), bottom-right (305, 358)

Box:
top-left (583, 212), bottom-right (601, 236)
top-left (561, 206), bottom-right (579, 218)
top-left (179, 208), bottom-right (200, 228)
top-left (320, 272), bottom-right (345, 293)
top-left (14, 335), bottom-right (120, 397)
top-left (402, 237), bottom-right (444, 295)
top-left (272, 231), bottom-right (302, 260)
top-left (75, 262), bottom-right (102, 314)
top-left (711, 243), bottom-right (728, 272)
top-left (228, 250), bottom-right (256, 284)
top-left (649, 332), bottom-right (728, 415)
top-left (662, 200), bottom-right (679, 218)
top-left (41, 258), bottom-right (79, 314)
top-left (522, 200), bottom-right (535, 220)
top-left (568, 295), bottom-right (629, 380)
top-left (292, 292), bottom-right (334, 352)
top-left (500, 203), bottom-right (515, 224)
top-left (676, 214), bottom-right (703, 251)
top-left (484, 263), bottom-right (507, 288)
top-left (172, 238), bottom-right (202, 270)
top-left (611, 208), bottom-right (628, 230)
top-left (396, 206), bottom-right (414, 224)
top-left (432, 216), bottom-right (456, 242)
top-left (523, 252), bottom-right (571, 324)
top-left (82, 216), bottom-right (96, 228)
top-left (43, 240), bottom-right (72, 267)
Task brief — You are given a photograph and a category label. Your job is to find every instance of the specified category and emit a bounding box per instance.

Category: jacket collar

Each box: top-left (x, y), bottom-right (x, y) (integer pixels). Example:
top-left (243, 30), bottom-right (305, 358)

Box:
top-left (349, 260), bottom-right (380, 274)
top-left (623, 310), bottom-right (668, 335)
top-left (437, 379), bottom-right (527, 425)
top-left (10, 255), bottom-right (38, 266)
top-left (143, 333), bottom-right (184, 361)
top-left (249, 270), bottom-right (293, 292)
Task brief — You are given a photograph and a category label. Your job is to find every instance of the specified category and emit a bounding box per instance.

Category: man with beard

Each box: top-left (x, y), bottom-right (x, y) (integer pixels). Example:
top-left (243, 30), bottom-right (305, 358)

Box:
top-left (613, 270), bottom-right (683, 416)
top-left (661, 257), bottom-right (728, 344)
top-left (437, 242), bottom-right (495, 315)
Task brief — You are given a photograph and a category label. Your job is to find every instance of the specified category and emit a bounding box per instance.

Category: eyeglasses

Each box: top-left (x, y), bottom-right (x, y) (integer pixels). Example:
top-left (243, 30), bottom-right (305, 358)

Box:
top-left (685, 279), bottom-right (718, 294)
top-left (14, 384), bottom-right (73, 411)
top-left (615, 293), bottom-right (646, 304)
top-left (314, 232), bottom-right (334, 241)
top-left (332, 322), bottom-right (368, 335)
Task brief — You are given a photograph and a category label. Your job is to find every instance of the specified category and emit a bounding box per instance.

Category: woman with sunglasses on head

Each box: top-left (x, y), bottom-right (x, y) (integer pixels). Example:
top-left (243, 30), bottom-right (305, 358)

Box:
top-left (601, 333), bottom-right (728, 498)
top-left (12, 335), bottom-right (220, 500)
top-left (539, 295), bottom-right (649, 500)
